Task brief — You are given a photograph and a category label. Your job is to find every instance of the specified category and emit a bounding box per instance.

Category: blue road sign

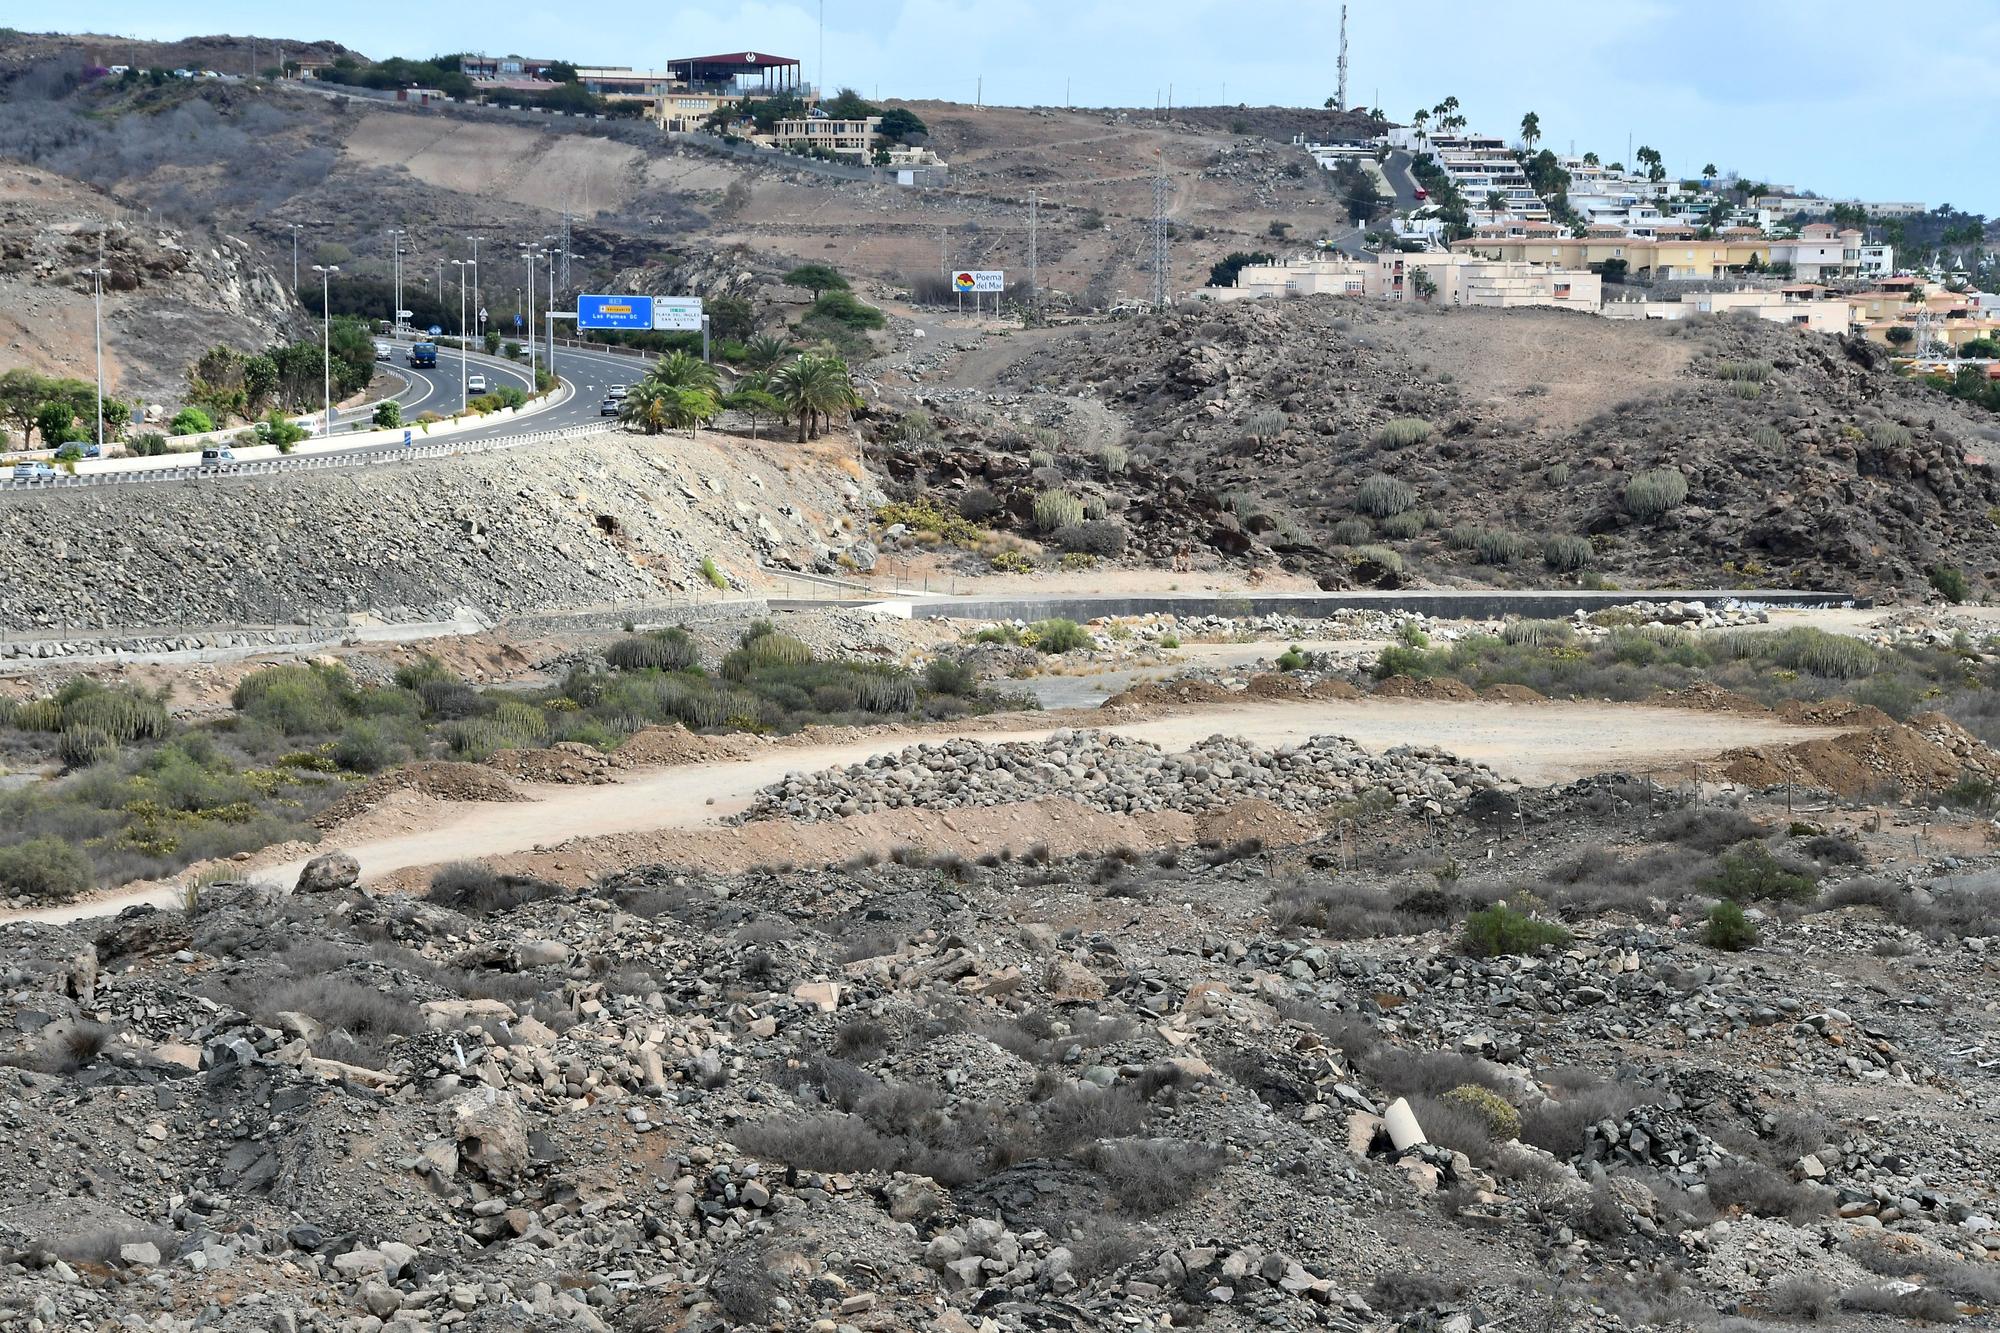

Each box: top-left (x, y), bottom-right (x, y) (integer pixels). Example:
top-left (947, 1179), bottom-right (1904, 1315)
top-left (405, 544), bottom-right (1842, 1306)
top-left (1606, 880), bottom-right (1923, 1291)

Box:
top-left (428, 324), bottom-right (442, 336)
top-left (578, 294), bottom-right (654, 331)
top-left (514, 313), bottom-right (524, 330)
top-left (403, 429), bottom-right (413, 448)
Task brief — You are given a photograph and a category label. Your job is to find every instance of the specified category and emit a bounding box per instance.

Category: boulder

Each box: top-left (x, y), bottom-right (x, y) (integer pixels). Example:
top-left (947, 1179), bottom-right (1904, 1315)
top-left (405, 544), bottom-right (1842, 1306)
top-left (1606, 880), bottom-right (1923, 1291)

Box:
top-left (295, 851), bottom-right (360, 895)
top-left (444, 1087), bottom-right (530, 1183)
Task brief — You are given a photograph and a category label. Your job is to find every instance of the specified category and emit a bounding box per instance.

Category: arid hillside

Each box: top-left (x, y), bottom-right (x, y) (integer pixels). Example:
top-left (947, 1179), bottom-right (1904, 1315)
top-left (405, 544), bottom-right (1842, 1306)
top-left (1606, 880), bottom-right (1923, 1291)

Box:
top-left (871, 298), bottom-right (2000, 599)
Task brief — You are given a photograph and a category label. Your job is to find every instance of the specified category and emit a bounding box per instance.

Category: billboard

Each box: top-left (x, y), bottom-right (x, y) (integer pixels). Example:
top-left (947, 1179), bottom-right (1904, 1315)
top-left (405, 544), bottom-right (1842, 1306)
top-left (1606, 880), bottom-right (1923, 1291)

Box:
top-left (578, 294), bottom-right (655, 331)
top-left (653, 296), bottom-right (705, 332)
top-left (951, 269), bottom-right (1005, 293)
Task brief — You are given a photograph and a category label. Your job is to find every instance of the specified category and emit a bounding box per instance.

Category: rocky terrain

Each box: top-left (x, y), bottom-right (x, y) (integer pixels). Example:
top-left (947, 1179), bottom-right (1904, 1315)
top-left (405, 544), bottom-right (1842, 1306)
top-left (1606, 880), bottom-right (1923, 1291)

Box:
top-left (3, 765), bottom-right (1998, 1332)
top-left (0, 430), bottom-right (882, 632)
top-left (744, 729), bottom-right (1496, 822)
top-left (0, 164), bottom-right (296, 409)
top-left (876, 300), bottom-right (2000, 599)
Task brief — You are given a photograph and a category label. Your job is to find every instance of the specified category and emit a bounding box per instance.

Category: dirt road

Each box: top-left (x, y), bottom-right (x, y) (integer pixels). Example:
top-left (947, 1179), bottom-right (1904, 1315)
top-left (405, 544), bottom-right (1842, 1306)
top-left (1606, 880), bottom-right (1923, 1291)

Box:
top-left (7, 697), bottom-right (1841, 926)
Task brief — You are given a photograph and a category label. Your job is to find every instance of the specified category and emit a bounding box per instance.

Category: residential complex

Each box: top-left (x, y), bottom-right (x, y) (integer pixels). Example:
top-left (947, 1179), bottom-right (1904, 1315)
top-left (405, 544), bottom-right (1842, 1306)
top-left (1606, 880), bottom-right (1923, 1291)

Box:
top-left (1454, 223), bottom-right (1892, 283)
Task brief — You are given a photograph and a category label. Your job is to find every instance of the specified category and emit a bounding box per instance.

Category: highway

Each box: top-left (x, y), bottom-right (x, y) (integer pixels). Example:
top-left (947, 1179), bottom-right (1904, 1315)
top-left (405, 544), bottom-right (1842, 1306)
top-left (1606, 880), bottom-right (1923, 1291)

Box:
top-left (0, 337), bottom-right (654, 490)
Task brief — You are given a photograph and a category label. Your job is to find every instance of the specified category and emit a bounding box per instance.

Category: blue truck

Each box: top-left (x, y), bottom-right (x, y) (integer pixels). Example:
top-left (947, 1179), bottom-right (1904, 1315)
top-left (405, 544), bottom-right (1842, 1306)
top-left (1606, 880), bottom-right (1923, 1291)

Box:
top-left (407, 341), bottom-right (438, 368)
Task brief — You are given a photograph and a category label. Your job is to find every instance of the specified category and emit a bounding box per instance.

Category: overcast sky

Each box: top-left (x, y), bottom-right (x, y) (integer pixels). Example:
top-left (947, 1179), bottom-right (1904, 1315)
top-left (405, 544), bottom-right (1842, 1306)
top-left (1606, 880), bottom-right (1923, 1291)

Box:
top-left (22, 0), bottom-right (1998, 213)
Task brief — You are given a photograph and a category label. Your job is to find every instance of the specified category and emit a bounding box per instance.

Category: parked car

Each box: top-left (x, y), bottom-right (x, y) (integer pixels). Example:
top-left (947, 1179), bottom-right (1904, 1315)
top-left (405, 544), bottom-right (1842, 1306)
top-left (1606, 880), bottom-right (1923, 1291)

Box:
top-left (373, 340), bottom-right (393, 361)
top-left (11, 461), bottom-right (57, 481)
top-left (466, 373), bottom-right (489, 394)
top-left (600, 397), bottom-right (620, 416)
top-left (199, 446), bottom-right (236, 465)
top-left (608, 384), bottom-right (629, 400)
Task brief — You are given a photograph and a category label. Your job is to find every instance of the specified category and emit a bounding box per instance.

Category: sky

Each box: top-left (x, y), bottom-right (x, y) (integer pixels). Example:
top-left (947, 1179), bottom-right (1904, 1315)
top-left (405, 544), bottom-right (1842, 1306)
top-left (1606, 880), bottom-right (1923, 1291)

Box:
top-left (18, 0), bottom-right (1999, 213)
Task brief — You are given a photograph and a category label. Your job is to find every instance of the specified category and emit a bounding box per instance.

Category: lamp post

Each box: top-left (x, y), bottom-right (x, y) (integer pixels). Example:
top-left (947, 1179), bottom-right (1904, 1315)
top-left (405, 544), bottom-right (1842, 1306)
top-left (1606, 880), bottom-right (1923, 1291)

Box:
top-left (311, 263), bottom-right (338, 437)
top-left (451, 258), bottom-right (474, 410)
top-left (82, 255), bottom-right (111, 450)
top-left (288, 222), bottom-right (302, 294)
top-left (468, 234), bottom-right (485, 342)
top-left (388, 227), bottom-right (405, 335)
top-left (521, 246), bottom-right (544, 383)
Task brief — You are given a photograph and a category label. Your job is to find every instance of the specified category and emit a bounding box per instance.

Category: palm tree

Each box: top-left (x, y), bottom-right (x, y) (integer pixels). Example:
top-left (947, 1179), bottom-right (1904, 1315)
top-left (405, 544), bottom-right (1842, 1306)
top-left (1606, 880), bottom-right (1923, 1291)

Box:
top-left (743, 334), bottom-right (791, 370)
top-left (1582, 151), bottom-right (1599, 167)
top-left (641, 350), bottom-right (719, 395)
top-left (1519, 111), bottom-right (1540, 152)
top-left (618, 386), bottom-right (672, 435)
top-left (771, 353), bottom-right (862, 442)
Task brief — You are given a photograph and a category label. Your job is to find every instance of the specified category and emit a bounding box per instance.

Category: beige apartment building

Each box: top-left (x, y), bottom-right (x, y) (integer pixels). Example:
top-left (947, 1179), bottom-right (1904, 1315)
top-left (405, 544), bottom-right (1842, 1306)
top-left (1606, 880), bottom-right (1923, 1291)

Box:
top-left (768, 115), bottom-right (879, 159)
top-left (1375, 251), bottom-right (1601, 309)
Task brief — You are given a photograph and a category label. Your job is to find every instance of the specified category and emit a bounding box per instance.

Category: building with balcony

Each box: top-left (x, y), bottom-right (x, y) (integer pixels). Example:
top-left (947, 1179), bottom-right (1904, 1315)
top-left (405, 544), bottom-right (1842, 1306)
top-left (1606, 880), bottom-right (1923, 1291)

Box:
top-left (769, 114), bottom-right (879, 160)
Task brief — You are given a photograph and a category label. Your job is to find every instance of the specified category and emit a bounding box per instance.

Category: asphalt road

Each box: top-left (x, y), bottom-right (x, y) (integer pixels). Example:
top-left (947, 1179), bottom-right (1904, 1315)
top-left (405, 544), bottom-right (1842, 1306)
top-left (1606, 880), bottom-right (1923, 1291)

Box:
top-left (1, 339), bottom-right (651, 488)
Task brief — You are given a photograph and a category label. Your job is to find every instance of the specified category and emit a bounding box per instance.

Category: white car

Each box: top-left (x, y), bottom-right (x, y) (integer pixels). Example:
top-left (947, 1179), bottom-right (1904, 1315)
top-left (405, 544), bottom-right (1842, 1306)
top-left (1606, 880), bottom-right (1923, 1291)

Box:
top-left (373, 340), bottom-right (393, 361)
top-left (466, 373), bottom-right (489, 393)
top-left (608, 384), bottom-right (629, 400)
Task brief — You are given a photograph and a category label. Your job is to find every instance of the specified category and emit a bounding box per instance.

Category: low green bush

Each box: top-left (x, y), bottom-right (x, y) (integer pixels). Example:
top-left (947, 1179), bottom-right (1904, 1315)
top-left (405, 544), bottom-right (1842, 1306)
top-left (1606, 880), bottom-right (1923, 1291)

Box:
top-left (606, 629), bottom-right (700, 672)
top-left (1376, 418), bottom-right (1432, 448)
top-left (1441, 1084), bottom-right (1522, 1140)
top-left (1624, 467), bottom-right (1689, 520)
top-left (1543, 534), bottom-right (1593, 571)
top-left (1462, 903), bottom-right (1570, 956)
top-left (1356, 474), bottom-right (1417, 517)
top-left (1029, 619), bottom-right (1093, 654)
top-left (1033, 489), bottom-right (1086, 533)
top-left (0, 837), bottom-right (93, 900)
top-left (1703, 899), bottom-right (1758, 950)
top-left (1705, 844), bottom-right (1818, 903)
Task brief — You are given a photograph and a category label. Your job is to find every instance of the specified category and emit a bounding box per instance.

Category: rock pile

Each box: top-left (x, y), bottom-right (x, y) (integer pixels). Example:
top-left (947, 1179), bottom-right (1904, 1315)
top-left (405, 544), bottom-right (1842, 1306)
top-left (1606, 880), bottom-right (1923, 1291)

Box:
top-left (742, 728), bottom-right (1500, 822)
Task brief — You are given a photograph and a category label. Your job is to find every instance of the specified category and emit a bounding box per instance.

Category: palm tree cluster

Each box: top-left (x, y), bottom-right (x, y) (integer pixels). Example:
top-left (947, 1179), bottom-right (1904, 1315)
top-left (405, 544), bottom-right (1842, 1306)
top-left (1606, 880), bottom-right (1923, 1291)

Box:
top-left (770, 352), bottom-right (863, 443)
top-left (612, 340), bottom-right (863, 444)
top-left (618, 352), bottom-right (721, 436)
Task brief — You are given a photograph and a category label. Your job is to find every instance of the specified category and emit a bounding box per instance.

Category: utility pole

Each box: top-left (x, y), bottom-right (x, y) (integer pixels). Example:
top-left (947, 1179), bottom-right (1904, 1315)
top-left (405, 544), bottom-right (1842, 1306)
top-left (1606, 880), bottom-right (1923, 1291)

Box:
top-left (1028, 191), bottom-right (1038, 316)
top-left (544, 246), bottom-right (557, 375)
top-left (1151, 151), bottom-right (1171, 312)
top-left (1337, 4), bottom-right (1348, 113)
top-left (288, 222), bottom-right (301, 294)
top-left (312, 264), bottom-right (338, 437)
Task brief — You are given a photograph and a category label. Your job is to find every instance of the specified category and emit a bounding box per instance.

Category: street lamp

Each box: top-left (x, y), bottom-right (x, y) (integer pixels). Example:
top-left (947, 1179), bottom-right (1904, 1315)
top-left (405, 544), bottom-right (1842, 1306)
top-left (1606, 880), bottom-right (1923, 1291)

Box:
top-left (521, 246), bottom-right (544, 383)
top-left (468, 234), bottom-right (485, 341)
top-left (288, 222), bottom-right (302, 294)
top-left (79, 257), bottom-right (111, 451)
top-left (451, 258), bottom-right (475, 410)
top-left (311, 264), bottom-right (338, 437)
top-left (388, 227), bottom-right (405, 335)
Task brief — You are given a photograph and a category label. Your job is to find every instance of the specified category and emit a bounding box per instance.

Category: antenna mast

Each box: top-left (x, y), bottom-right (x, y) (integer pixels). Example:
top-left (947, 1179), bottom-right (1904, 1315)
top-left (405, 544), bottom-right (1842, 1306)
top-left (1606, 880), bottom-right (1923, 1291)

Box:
top-left (1336, 5), bottom-right (1349, 113)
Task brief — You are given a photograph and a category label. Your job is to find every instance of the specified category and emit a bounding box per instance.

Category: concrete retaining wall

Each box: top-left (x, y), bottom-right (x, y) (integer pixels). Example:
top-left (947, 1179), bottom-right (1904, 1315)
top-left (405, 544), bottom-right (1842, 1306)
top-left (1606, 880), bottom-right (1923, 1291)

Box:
top-left (884, 589), bottom-right (1861, 622)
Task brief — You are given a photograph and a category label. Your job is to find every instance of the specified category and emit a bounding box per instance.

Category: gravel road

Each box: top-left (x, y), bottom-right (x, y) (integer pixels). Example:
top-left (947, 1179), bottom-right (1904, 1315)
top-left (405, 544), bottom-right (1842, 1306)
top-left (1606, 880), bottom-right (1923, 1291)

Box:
top-left (4, 698), bottom-right (1841, 925)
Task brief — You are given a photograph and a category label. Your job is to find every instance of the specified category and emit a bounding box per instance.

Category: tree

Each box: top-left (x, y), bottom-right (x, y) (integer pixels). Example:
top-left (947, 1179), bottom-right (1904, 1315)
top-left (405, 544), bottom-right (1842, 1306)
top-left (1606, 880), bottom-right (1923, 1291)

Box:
top-left (373, 400), bottom-right (402, 428)
top-left (1485, 189), bottom-right (1507, 216)
top-left (877, 107), bottom-right (927, 144)
top-left (1410, 266), bottom-right (1437, 300)
top-left (1582, 151), bottom-right (1599, 167)
top-left (743, 334), bottom-right (793, 370)
top-left (169, 407), bottom-right (214, 436)
top-left (1701, 162), bottom-right (1718, 183)
top-left (1636, 145), bottom-right (1666, 183)
top-left (1207, 251), bottom-right (1275, 288)
top-left (1267, 220), bottom-right (1291, 239)
top-left (99, 398), bottom-right (131, 437)
top-left (826, 87), bottom-right (878, 118)
top-left (34, 400), bottom-right (78, 446)
top-left (724, 387), bottom-right (784, 439)
top-left (0, 369), bottom-right (52, 443)
top-left (241, 354), bottom-right (278, 414)
top-left (543, 60), bottom-right (578, 83)
top-left (1337, 165), bottom-right (1383, 223)
top-left (1886, 326), bottom-right (1915, 345)
top-left (706, 295), bottom-right (755, 343)
top-left (1519, 111), bottom-right (1540, 151)
top-left (642, 351), bottom-right (720, 396)
top-left (783, 263), bottom-right (848, 295)
top-left (771, 353), bottom-right (862, 442)
top-left (619, 383), bottom-right (718, 436)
